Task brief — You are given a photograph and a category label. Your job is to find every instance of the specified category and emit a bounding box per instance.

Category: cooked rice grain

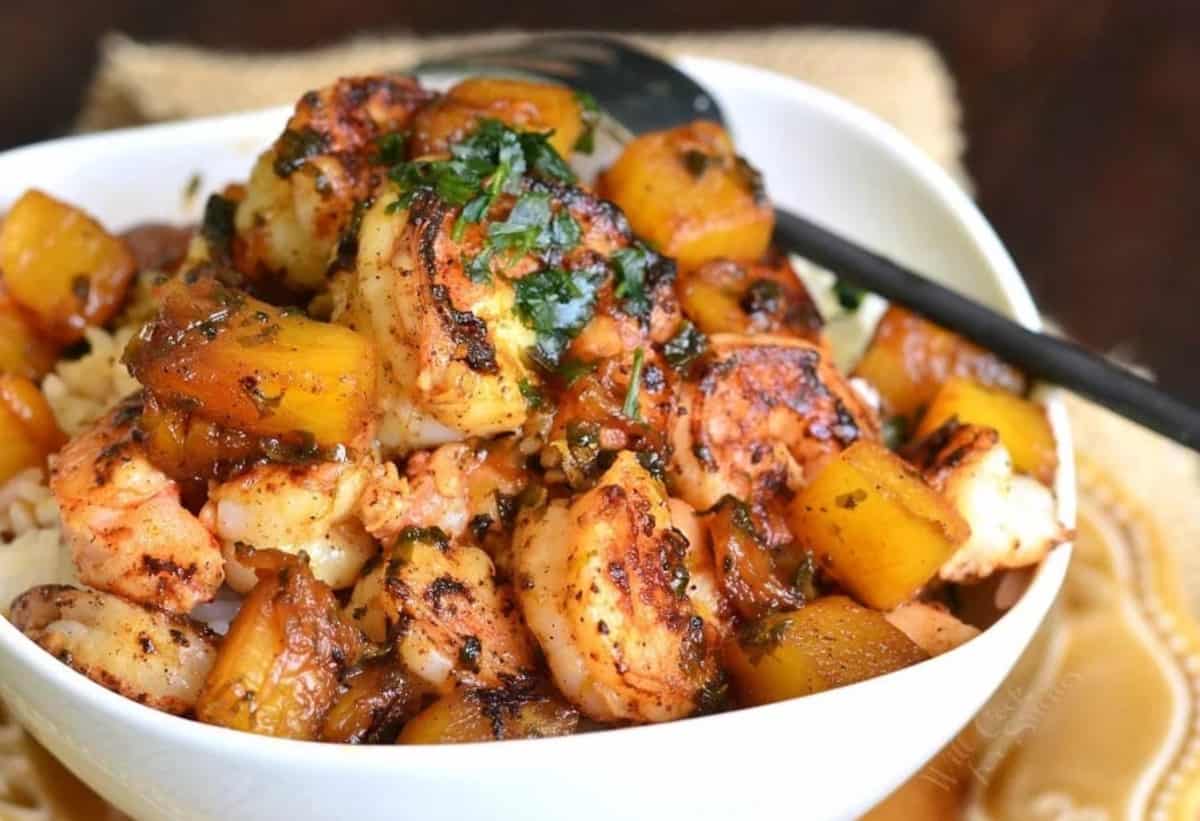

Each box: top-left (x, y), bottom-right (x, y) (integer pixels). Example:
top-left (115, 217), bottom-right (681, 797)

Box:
top-left (41, 325), bottom-right (140, 437)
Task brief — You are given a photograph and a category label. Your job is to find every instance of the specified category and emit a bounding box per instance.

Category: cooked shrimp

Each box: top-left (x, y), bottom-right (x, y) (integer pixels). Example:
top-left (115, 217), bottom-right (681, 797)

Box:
top-left (49, 399), bottom-right (224, 612)
top-left (199, 459), bottom-right (377, 592)
top-left (358, 439), bottom-right (526, 545)
top-left (235, 76), bottom-right (434, 291)
top-left (884, 601), bottom-right (980, 657)
top-left (908, 421), bottom-right (1069, 582)
top-left (9, 585), bottom-right (219, 714)
top-left (670, 333), bottom-right (880, 513)
top-left (345, 528), bottom-right (535, 692)
top-left (513, 451), bottom-right (718, 723)
top-left (337, 176), bottom-right (653, 454)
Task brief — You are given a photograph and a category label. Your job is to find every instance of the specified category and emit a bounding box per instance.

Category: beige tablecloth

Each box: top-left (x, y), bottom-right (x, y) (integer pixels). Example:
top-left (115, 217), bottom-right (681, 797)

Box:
top-left (3, 27), bottom-right (1199, 821)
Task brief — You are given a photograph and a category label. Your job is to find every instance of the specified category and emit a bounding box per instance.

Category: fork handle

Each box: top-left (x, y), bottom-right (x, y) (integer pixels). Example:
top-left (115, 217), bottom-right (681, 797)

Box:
top-left (775, 208), bottom-right (1200, 450)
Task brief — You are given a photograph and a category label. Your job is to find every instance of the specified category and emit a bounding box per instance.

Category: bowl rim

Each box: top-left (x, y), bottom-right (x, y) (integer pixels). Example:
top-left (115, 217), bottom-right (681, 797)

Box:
top-left (0, 54), bottom-right (1074, 765)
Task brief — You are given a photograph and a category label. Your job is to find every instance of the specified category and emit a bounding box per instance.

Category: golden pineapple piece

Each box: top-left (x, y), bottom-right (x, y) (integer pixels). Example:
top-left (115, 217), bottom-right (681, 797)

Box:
top-left (410, 77), bottom-right (584, 158)
top-left (0, 189), bottom-right (136, 343)
top-left (195, 548), bottom-right (361, 740)
top-left (397, 686), bottom-right (579, 744)
top-left (724, 596), bottom-right (927, 706)
top-left (0, 373), bottom-right (66, 483)
top-left (601, 121), bottom-right (773, 269)
top-left (0, 289), bottom-right (58, 379)
top-left (852, 306), bottom-right (1027, 422)
top-left (788, 440), bottom-right (969, 610)
top-left (124, 272), bottom-right (377, 450)
top-left (319, 656), bottom-right (425, 744)
top-left (914, 377), bottom-right (1058, 484)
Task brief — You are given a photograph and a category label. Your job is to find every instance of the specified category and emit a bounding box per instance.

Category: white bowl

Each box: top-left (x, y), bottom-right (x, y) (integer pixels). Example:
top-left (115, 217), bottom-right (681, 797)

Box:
top-left (0, 56), bottom-right (1074, 821)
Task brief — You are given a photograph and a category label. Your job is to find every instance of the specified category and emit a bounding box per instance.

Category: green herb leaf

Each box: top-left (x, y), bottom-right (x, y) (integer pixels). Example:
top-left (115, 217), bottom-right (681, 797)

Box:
top-left (201, 194), bottom-right (237, 261)
top-left (611, 243), bottom-right (657, 318)
top-left (518, 378), bottom-right (544, 409)
top-left (489, 192), bottom-right (553, 255)
top-left (465, 249), bottom-right (494, 284)
top-left (519, 131), bottom-right (576, 183)
top-left (273, 127), bottom-right (329, 177)
top-left (661, 320), bottom-right (708, 369)
top-left (513, 265), bottom-right (605, 367)
top-left (555, 357), bottom-right (597, 386)
top-left (622, 347), bottom-right (645, 420)
top-left (372, 132), bottom-right (407, 165)
top-left (573, 90), bottom-right (600, 155)
top-left (833, 279), bottom-right (867, 311)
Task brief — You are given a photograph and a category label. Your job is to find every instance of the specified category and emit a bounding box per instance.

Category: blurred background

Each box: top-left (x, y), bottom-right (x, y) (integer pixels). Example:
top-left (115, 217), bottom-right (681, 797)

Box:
top-left (1, 0), bottom-right (1196, 404)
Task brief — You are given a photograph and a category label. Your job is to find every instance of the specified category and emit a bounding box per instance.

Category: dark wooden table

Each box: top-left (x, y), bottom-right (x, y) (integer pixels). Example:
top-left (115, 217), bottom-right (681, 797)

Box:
top-left (2, 1), bottom-right (1197, 405)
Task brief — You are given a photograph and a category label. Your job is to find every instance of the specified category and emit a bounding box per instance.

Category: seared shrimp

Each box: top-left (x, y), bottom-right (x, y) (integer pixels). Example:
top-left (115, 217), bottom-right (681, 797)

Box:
top-left (200, 459), bottom-right (376, 592)
top-left (235, 76), bottom-right (434, 291)
top-left (337, 174), bottom-right (656, 453)
top-left (670, 333), bottom-right (880, 513)
top-left (10, 585), bottom-right (218, 714)
top-left (358, 439), bottom-right (527, 545)
top-left (50, 400), bottom-right (224, 612)
top-left (514, 451), bottom-right (718, 723)
top-left (884, 601), bottom-right (979, 657)
top-left (908, 421), bottom-right (1069, 582)
top-left (345, 528), bottom-right (535, 692)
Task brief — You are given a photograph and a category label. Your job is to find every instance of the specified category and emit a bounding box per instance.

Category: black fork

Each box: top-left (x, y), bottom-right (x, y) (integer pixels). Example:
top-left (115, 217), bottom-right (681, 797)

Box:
top-left (411, 34), bottom-right (1200, 451)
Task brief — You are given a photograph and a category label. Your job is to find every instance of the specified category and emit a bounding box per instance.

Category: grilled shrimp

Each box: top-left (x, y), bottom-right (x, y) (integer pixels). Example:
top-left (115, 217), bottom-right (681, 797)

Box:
top-left (670, 333), bottom-right (880, 513)
top-left (358, 439), bottom-right (527, 546)
top-left (884, 601), bottom-right (979, 657)
top-left (199, 459), bottom-right (376, 592)
top-left (514, 451), bottom-right (718, 723)
top-left (336, 177), bottom-right (653, 454)
top-left (908, 421), bottom-right (1069, 582)
top-left (235, 76), bottom-right (434, 291)
top-left (50, 399), bottom-right (224, 612)
top-left (345, 528), bottom-right (536, 692)
top-left (10, 585), bottom-right (219, 714)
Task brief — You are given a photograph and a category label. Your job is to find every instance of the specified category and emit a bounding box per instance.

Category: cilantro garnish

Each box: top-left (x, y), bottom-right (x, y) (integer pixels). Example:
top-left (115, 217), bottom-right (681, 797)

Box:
top-left (573, 90), bottom-right (600, 155)
top-left (555, 357), bottom-right (597, 386)
top-left (661, 320), bottom-right (708, 369)
top-left (513, 265), bottom-right (605, 367)
top-left (372, 132), bottom-right (407, 165)
top-left (611, 243), bottom-right (658, 318)
top-left (622, 347), bottom-right (645, 420)
top-left (518, 378), bottom-right (544, 409)
top-left (385, 119), bottom-right (575, 238)
top-left (487, 192), bottom-right (582, 261)
top-left (465, 250), bottom-right (494, 284)
top-left (833, 279), bottom-right (866, 311)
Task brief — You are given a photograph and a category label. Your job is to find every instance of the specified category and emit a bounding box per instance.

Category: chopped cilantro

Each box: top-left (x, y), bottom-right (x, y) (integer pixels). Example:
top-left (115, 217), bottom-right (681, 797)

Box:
top-left (833, 279), bottom-right (867, 311)
top-left (385, 119), bottom-right (577, 242)
top-left (518, 378), bottom-right (544, 409)
top-left (622, 347), bottom-right (645, 420)
top-left (573, 90), bottom-right (600, 155)
top-left (611, 243), bottom-right (657, 318)
top-left (372, 132), bottom-right (407, 165)
top-left (489, 192), bottom-right (553, 254)
top-left (661, 320), bottom-right (708, 369)
top-left (555, 357), bottom-right (597, 386)
top-left (513, 265), bottom-right (605, 367)
top-left (881, 415), bottom-right (909, 450)
top-left (465, 249), bottom-right (494, 284)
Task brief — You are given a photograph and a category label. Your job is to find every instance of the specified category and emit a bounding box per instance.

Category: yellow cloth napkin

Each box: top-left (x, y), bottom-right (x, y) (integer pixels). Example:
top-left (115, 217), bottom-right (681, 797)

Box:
top-left (4, 27), bottom-right (1199, 821)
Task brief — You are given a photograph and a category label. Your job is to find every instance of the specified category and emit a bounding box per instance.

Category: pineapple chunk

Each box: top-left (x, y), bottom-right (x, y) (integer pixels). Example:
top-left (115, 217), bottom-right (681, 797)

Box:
top-left (725, 596), bottom-right (927, 705)
top-left (0, 189), bottom-right (136, 342)
top-left (124, 273), bottom-right (377, 450)
top-left (915, 377), bottom-right (1057, 484)
top-left (852, 306), bottom-right (1026, 422)
top-left (410, 77), bottom-right (584, 158)
top-left (0, 374), bottom-right (65, 482)
top-left (601, 121), bottom-right (773, 269)
top-left (788, 440), bottom-right (969, 610)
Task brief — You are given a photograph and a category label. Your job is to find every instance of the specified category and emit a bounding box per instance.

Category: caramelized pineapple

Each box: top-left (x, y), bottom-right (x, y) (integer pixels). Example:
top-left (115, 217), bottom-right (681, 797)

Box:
top-left (601, 121), bottom-right (773, 269)
top-left (0, 189), bottom-right (136, 342)
top-left (788, 440), bottom-right (969, 610)
top-left (0, 374), bottom-right (66, 483)
top-left (195, 548), bottom-right (361, 739)
top-left (124, 272), bottom-right (377, 451)
top-left (410, 77), bottom-right (585, 159)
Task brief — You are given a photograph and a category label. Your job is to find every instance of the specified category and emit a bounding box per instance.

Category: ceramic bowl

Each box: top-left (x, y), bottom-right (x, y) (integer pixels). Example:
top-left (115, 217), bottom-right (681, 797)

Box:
top-left (0, 56), bottom-right (1074, 821)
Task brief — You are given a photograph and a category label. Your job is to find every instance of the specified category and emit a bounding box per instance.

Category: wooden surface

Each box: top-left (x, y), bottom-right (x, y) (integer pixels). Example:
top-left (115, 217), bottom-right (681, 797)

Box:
top-left (1, 0), bottom-right (1196, 405)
